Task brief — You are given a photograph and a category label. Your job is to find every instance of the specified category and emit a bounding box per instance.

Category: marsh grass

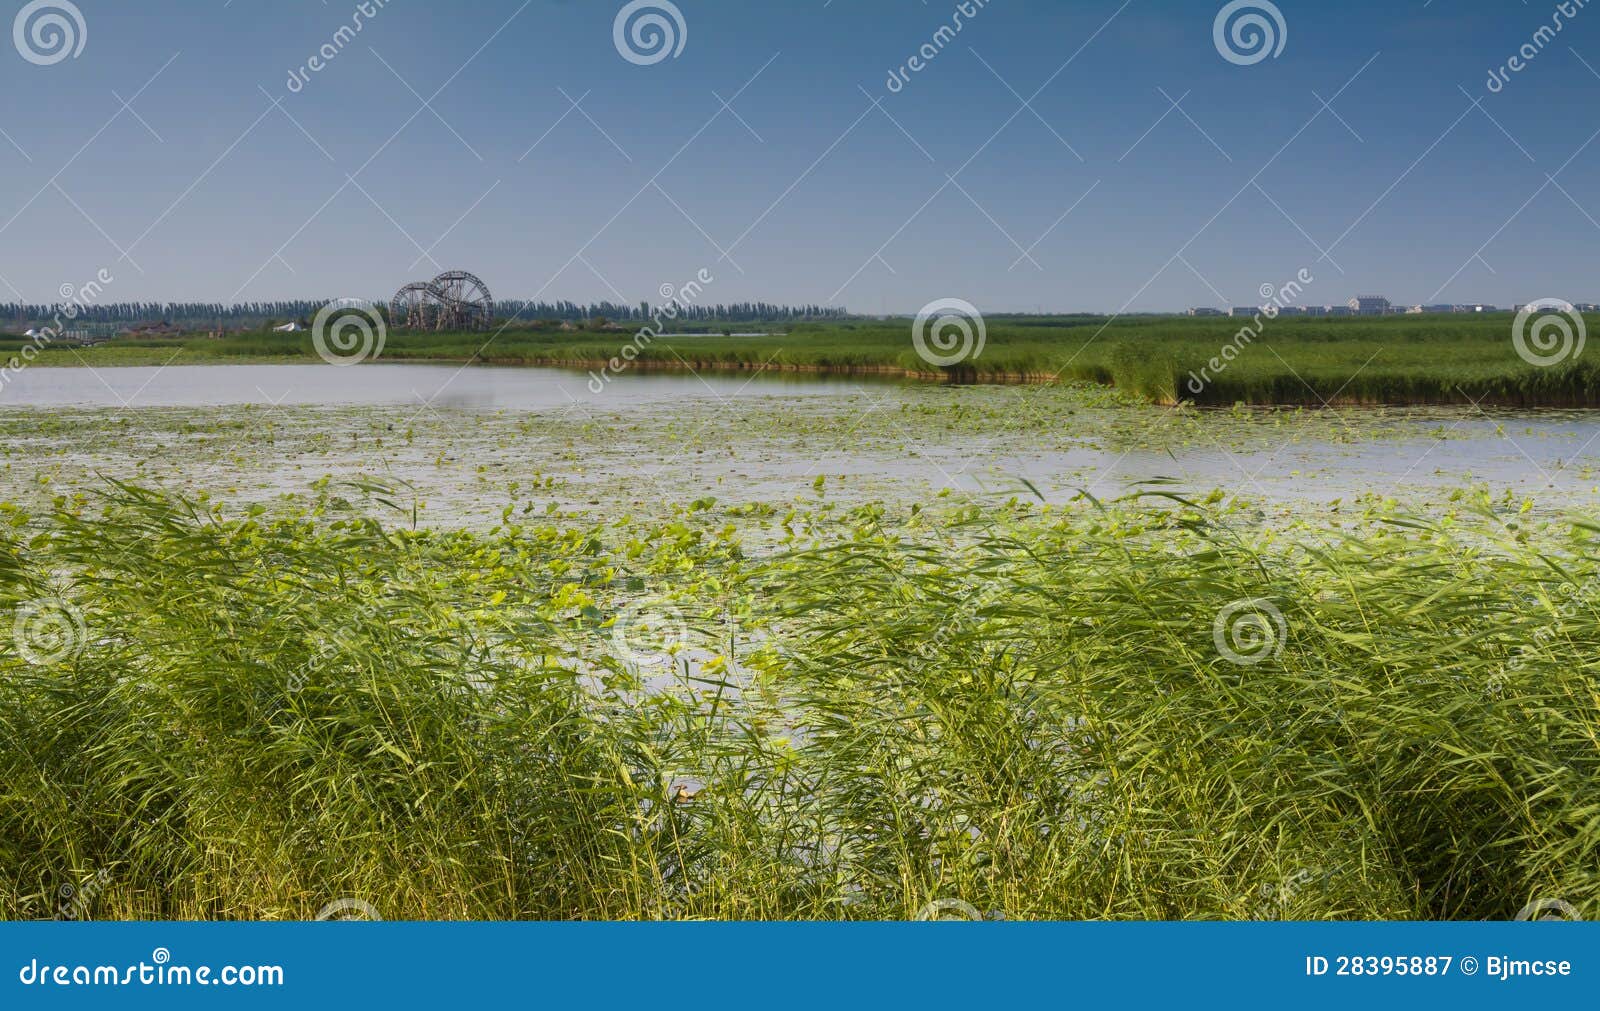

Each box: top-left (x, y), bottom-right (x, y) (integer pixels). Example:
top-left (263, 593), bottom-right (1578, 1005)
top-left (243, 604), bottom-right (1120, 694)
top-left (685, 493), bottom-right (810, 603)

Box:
top-left (26, 314), bottom-right (1600, 407)
top-left (0, 484), bottom-right (1595, 920)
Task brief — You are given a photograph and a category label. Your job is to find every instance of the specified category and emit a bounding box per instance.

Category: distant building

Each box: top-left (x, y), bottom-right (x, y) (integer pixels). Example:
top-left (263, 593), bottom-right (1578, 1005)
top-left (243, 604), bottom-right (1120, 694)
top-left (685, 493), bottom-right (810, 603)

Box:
top-left (1421, 304), bottom-right (1458, 314)
top-left (1229, 305), bottom-right (1261, 318)
top-left (120, 322), bottom-right (183, 337)
top-left (1515, 303), bottom-right (1594, 313)
top-left (1349, 295), bottom-right (1391, 316)
top-left (1302, 305), bottom-right (1328, 317)
top-left (1186, 307), bottom-right (1224, 317)
top-left (1275, 306), bottom-right (1306, 317)
top-left (1327, 305), bottom-right (1354, 316)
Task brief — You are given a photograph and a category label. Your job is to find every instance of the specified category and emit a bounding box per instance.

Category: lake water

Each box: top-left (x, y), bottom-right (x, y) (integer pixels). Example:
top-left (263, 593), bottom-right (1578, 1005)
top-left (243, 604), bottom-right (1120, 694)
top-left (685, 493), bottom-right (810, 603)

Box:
top-left (0, 363), bottom-right (892, 409)
top-left (4, 363), bottom-right (1600, 522)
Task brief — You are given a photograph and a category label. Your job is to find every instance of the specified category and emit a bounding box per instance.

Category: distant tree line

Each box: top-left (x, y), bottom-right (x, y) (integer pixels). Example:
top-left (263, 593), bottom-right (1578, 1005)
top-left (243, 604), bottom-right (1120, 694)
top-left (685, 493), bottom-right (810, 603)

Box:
top-left (494, 301), bottom-right (848, 324)
top-left (1, 301), bottom-right (330, 329)
top-left (2, 299), bottom-right (851, 329)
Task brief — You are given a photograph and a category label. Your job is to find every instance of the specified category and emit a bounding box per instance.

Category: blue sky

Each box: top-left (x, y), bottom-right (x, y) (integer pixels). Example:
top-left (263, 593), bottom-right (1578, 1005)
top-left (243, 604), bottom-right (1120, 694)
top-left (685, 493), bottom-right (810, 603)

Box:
top-left (1, 0), bottom-right (1596, 312)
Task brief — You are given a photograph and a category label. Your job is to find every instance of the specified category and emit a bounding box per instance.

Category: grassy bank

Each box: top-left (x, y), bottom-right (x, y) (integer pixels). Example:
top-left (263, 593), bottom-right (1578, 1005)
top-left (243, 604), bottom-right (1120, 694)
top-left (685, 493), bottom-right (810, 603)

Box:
top-left (15, 313), bottom-right (1599, 407)
top-left (1, 484), bottom-right (1595, 920)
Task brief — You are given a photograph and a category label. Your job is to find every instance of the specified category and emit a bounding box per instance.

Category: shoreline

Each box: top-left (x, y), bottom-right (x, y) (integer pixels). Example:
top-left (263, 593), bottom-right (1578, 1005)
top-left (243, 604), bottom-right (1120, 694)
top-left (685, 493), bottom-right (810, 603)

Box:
top-left (18, 353), bottom-right (1600, 410)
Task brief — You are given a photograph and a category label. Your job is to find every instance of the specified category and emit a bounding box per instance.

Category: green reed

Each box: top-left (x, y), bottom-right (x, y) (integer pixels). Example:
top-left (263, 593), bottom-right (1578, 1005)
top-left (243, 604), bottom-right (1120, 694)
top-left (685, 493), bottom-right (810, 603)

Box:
top-left (26, 314), bottom-right (1600, 407)
top-left (0, 485), bottom-right (1595, 919)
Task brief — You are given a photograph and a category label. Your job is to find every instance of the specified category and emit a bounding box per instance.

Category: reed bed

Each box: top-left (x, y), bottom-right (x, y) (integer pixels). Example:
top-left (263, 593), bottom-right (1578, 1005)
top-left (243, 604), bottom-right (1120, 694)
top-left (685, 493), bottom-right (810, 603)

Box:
top-left (0, 485), bottom-right (1595, 920)
top-left (29, 314), bottom-right (1600, 407)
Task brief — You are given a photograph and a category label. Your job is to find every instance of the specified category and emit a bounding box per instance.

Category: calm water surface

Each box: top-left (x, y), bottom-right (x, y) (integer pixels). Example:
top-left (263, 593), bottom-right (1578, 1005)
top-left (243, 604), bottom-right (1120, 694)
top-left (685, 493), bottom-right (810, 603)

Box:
top-left (0, 364), bottom-right (895, 409)
top-left (6, 364), bottom-right (1600, 515)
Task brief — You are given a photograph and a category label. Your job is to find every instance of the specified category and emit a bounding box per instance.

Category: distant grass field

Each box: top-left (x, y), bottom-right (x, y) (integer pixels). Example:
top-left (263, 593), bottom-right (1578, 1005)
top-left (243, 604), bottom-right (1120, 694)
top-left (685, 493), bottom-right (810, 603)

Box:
top-left (11, 312), bottom-right (1598, 407)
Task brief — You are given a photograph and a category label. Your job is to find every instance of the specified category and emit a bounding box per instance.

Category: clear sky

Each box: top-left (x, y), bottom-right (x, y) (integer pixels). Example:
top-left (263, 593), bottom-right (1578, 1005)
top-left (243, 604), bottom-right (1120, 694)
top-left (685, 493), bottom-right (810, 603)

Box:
top-left (1, 0), bottom-right (1596, 312)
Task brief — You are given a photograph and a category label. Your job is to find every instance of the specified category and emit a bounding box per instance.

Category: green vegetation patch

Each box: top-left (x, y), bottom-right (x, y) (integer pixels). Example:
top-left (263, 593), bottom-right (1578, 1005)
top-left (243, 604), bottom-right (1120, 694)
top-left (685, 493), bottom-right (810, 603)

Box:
top-left (0, 485), bottom-right (1595, 919)
top-left (22, 313), bottom-right (1600, 407)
